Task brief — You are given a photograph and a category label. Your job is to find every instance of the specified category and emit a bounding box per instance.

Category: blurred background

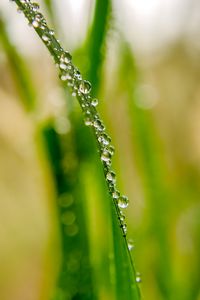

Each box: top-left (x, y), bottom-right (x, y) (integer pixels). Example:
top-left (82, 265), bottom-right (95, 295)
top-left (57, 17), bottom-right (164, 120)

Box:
top-left (0, 0), bottom-right (200, 299)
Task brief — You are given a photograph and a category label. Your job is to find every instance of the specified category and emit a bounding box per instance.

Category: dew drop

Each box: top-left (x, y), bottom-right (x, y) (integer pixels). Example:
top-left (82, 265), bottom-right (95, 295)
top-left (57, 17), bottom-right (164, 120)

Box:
top-left (98, 133), bottom-right (111, 145)
top-left (60, 51), bottom-right (72, 64)
top-left (108, 145), bottom-right (115, 155)
top-left (32, 2), bottom-right (39, 11)
top-left (35, 13), bottom-right (43, 22)
top-left (112, 190), bottom-right (120, 199)
top-left (32, 19), bottom-right (39, 28)
top-left (118, 195), bottom-right (129, 209)
top-left (91, 98), bottom-right (98, 106)
top-left (60, 73), bottom-right (67, 81)
top-left (122, 223), bottom-right (127, 235)
top-left (59, 62), bottom-right (67, 70)
top-left (119, 210), bottom-right (125, 221)
top-left (101, 149), bottom-right (111, 163)
top-left (49, 29), bottom-right (54, 35)
top-left (106, 171), bottom-right (116, 183)
top-left (84, 118), bottom-right (93, 126)
top-left (79, 80), bottom-right (91, 94)
top-left (136, 273), bottom-right (142, 283)
top-left (42, 34), bottom-right (50, 42)
top-left (128, 239), bottom-right (134, 251)
top-left (94, 119), bottom-right (105, 131)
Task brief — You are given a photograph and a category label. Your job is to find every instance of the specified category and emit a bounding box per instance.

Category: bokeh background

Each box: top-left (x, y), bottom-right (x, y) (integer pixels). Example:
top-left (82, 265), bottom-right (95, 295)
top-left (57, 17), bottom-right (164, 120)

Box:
top-left (0, 0), bottom-right (200, 299)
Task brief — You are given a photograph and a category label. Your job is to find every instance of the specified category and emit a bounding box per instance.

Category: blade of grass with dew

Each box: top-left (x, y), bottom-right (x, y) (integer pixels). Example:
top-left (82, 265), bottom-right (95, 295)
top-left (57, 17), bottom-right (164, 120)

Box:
top-left (0, 15), bottom-right (36, 111)
top-left (119, 44), bottom-right (173, 298)
top-left (12, 1), bottom-right (141, 299)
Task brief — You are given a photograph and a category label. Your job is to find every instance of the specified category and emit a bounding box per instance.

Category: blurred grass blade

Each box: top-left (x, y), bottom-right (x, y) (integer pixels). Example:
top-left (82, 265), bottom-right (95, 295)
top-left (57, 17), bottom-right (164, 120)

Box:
top-left (85, 0), bottom-right (111, 93)
top-left (41, 123), bottom-right (95, 299)
top-left (0, 16), bottom-right (36, 111)
top-left (119, 44), bottom-right (172, 298)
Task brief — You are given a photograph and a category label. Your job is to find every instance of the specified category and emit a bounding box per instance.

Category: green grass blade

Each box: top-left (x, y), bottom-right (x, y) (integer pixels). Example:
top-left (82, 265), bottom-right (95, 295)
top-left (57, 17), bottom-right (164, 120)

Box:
top-left (119, 44), bottom-right (172, 298)
top-left (41, 123), bottom-right (95, 299)
top-left (85, 0), bottom-right (111, 93)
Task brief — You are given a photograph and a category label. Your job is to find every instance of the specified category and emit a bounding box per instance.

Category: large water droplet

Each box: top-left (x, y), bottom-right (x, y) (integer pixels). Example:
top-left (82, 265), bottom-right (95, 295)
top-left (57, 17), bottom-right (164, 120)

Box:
top-left (79, 80), bottom-right (91, 94)
top-left (118, 195), bottom-right (129, 208)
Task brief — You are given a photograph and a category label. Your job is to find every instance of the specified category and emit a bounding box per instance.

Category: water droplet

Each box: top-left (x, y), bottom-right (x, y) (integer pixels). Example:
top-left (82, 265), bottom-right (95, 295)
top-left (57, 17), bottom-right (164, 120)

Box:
top-left (118, 195), bottom-right (129, 208)
top-left (122, 223), bottom-right (127, 235)
top-left (98, 133), bottom-right (111, 145)
top-left (35, 13), bottom-right (43, 22)
top-left (42, 34), bottom-right (50, 42)
top-left (84, 117), bottom-right (93, 126)
top-left (136, 273), bottom-right (142, 283)
top-left (106, 171), bottom-right (116, 183)
top-left (59, 73), bottom-right (67, 81)
top-left (119, 210), bottom-right (125, 221)
top-left (112, 190), bottom-right (120, 199)
top-left (32, 19), bottom-right (39, 28)
top-left (79, 80), bottom-right (91, 94)
top-left (91, 98), bottom-right (98, 106)
top-left (32, 2), bottom-right (39, 11)
top-left (94, 119), bottom-right (105, 131)
top-left (108, 145), bottom-right (115, 155)
top-left (74, 69), bottom-right (82, 81)
top-left (60, 51), bottom-right (72, 64)
top-left (128, 239), bottom-right (134, 251)
top-left (59, 62), bottom-right (67, 70)
top-left (101, 149), bottom-right (111, 163)
top-left (49, 29), bottom-right (54, 35)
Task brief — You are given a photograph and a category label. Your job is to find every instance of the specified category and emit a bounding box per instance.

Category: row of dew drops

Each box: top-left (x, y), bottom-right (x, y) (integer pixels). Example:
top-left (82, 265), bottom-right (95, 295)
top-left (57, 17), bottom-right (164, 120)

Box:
top-left (13, 0), bottom-right (141, 279)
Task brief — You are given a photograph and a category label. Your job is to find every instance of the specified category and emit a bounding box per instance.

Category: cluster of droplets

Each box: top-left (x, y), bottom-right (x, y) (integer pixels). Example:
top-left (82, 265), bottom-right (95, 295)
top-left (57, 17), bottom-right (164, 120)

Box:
top-left (12, 0), bottom-right (131, 240)
top-left (56, 51), bottom-right (130, 237)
